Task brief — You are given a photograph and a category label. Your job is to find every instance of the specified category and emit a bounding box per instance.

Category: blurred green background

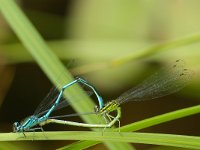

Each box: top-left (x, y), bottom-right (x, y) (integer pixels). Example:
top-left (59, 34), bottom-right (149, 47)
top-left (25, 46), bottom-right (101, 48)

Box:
top-left (0, 0), bottom-right (199, 150)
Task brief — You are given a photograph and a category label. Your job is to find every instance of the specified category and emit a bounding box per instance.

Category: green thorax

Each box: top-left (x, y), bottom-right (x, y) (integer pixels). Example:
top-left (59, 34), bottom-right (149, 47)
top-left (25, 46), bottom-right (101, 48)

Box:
top-left (99, 100), bottom-right (120, 114)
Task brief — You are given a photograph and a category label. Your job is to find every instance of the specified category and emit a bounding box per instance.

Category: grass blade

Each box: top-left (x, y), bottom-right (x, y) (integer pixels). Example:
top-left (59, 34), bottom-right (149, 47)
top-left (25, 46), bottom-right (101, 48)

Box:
top-left (0, 132), bottom-right (200, 150)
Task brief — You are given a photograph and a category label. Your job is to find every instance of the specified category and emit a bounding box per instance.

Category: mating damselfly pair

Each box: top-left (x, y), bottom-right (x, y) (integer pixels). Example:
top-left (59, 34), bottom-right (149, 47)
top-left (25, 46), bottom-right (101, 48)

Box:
top-left (13, 60), bottom-right (191, 133)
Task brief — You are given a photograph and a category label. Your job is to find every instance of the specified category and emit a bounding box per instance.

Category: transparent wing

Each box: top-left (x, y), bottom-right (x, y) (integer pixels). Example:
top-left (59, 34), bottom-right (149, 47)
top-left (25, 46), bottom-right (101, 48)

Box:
top-left (33, 87), bottom-right (59, 117)
top-left (33, 87), bottom-right (93, 118)
top-left (117, 60), bottom-right (192, 104)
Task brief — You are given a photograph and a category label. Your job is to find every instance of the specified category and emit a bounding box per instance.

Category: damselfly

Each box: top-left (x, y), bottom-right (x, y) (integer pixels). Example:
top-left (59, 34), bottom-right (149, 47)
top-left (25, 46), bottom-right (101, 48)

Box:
top-left (40, 60), bottom-right (192, 128)
top-left (13, 77), bottom-right (103, 133)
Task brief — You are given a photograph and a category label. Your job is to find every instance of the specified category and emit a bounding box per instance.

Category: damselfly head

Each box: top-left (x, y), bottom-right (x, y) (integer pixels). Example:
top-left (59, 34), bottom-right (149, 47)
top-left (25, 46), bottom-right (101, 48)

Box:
top-left (94, 105), bottom-right (100, 113)
top-left (13, 122), bottom-right (20, 132)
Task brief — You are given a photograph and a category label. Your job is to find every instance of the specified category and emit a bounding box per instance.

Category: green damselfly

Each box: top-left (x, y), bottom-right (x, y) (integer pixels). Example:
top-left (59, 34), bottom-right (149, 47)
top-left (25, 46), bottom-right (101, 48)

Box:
top-left (40, 60), bottom-right (192, 129)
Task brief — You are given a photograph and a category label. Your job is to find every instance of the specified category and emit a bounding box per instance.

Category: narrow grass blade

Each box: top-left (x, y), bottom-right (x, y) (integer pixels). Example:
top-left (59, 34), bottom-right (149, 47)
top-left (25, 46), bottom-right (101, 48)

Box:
top-left (0, 132), bottom-right (200, 150)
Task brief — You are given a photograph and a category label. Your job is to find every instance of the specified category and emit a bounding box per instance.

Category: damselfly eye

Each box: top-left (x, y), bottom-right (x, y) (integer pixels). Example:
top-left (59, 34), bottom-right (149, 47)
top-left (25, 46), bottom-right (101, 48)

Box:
top-left (13, 122), bottom-right (19, 132)
top-left (94, 105), bottom-right (99, 113)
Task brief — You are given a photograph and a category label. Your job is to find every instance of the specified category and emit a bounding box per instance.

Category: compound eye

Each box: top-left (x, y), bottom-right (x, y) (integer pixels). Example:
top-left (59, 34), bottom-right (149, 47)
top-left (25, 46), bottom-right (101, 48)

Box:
top-left (13, 122), bottom-right (19, 132)
top-left (94, 105), bottom-right (99, 113)
top-left (15, 122), bottom-right (19, 126)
